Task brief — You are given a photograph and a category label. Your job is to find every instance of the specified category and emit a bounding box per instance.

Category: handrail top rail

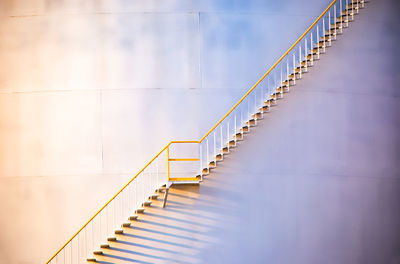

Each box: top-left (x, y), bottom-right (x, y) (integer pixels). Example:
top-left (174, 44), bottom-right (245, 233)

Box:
top-left (198, 0), bottom-right (336, 143)
top-left (46, 0), bottom-right (337, 262)
top-left (45, 138), bottom-right (201, 262)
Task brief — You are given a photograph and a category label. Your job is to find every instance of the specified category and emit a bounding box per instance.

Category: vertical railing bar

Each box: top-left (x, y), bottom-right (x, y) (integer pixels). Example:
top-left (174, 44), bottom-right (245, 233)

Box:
top-left (220, 125), bottom-right (223, 151)
top-left (334, 4), bottom-right (337, 35)
top-left (167, 145), bottom-right (170, 181)
top-left (280, 65), bottom-right (283, 97)
top-left (255, 88), bottom-right (258, 114)
top-left (310, 32), bottom-right (314, 61)
top-left (206, 138), bottom-right (209, 169)
top-left (213, 132), bottom-right (216, 163)
top-left (234, 115), bottom-right (237, 141)
top-left (199, 144), bottom-right (203, 178)
top-left (227, 122), bottom-right (230, 151)
top-left (77, 234), bottom-right (80, 263)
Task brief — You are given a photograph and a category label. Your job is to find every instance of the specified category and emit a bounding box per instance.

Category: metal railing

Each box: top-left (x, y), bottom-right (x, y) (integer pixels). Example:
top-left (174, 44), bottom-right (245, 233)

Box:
top-left (46, 0), bottom-right (364, 262)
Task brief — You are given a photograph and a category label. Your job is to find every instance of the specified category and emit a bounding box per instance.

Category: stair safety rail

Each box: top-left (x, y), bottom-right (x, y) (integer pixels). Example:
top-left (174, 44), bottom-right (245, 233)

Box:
top-left (46, 0), bottom-right (364, 262)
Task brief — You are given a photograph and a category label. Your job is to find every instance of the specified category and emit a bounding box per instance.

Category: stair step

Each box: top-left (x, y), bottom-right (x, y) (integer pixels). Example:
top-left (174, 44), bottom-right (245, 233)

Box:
top-left (202, 168), bottom-right (209, 175)
top-left (115, 229), bottom-right (123, 235)
top-left (321, 36), bottom-right (332, 42)
top-left (229, 140), bottom-right (236, 147)
top-left (342, 10), bottom-right (355, 16)
top-left (93, 250), bottom-right (103, 256)
top-left (315, 42), bottom-right (326, 48)
top-left (155, 188), bottom-right (165, 193)
top-left (235, 133), bottom-right (243, 140)
top-left (336, 17), bottom-right (349, 23)
top-left (151, 194), bottom-right (159, 200)
top-left (222, 147), bottom-right (229, 154)
top-left (129, 215), bottom-right (138, 221)
top-left (331, 23), bottom-right (343, 30)
top-left (87, 258), bottom-right (97, 262)
top-left (346, 4), bottom-right (360, 10)
top-left (122, 222), bottom-right (131, 227)
top-left (265, 98), bottom-right (275, 105)
top-left (295, 67), bottom-right (303, 73)
top-left (107, 237), bottom-right (117, 242)
top-left (340, 15), bottom-right (354, 22)
top-left (288, 73), bottom-right (300, 80)
top-left (326, 29), bottom-right (337, 35)
top-left (136, 208), bottom-right (145, 214)
top-left (209, 161), bottom-right (216, 167)
top-left (246, 119), bottom-right (256, 127)
top-left (271, 92), bottom-right (283, 100)
top-left (276, 86), bottom-right (289, 94)
top-left (143, 201), bottom-right (152, 207)
top-left (241, 126), bottom-right (249, 133)
top-left (252, 112), bottom-right (262, 119)
top-left (261, 105), bottom-right (270, 113)
top-left (216, 154), bottom-right (223, 161)
top-left (100, 244), bottom-right (110, 249)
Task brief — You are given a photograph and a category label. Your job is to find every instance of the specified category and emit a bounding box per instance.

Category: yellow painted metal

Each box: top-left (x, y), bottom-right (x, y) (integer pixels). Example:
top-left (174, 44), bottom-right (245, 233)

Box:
top-left (170, 140), bottom-right (199, 144)
top-left (46, 1), bottom-right (337, 262)
top-left (198, 0), bottom-right (337, 143)
top-left (169, 158), bottom-right (199, 161)
top-left (167, 145), bottom-right (170, 181)
top-left (45, 143), bottom-right (170, 263)
top-left (169, 177), bottom-right (199, 181)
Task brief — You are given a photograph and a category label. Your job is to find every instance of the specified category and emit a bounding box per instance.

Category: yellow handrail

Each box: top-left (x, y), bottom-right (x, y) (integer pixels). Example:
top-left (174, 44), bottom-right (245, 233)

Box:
top-left (199, 0), bottom-right (337, 143)
top-left (46, 1), bottom-right (336, 262)
top-left (46, 138), bottom-right (202, 263)
top-left (45, 142), bottom-right (171, 263)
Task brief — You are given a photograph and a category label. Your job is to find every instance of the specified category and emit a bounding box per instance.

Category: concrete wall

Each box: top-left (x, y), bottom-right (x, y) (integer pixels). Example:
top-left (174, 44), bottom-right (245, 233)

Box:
top-left (0, 0), bottom-right (334, 263)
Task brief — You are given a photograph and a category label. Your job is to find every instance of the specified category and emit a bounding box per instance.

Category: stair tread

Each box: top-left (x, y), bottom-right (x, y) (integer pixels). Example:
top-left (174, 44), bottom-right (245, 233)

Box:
top-left (129, 215), bottom-right (138, 220)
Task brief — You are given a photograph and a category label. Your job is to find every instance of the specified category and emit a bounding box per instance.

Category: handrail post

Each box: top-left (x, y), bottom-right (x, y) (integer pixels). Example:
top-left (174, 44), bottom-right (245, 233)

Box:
top-left (167, 145), bottom-right (170, 181)
top-left (206, 138), bottom-right (209, 170)
top-left (304, 37), bottom-right (307, 63)
top-left (254, 91), bottom-right (257, 120)
top-left (280, 66), bottom-right (283, 97)
top-left (340, 0), bottom-right (342, 17)
top-left (286, 60), bottom-right (290, 91)
top-left (322, 16), bottom-right (325, 51)
top-left (292, 53), bottom-right (296, 85)
top-left (213, 132), bottom-right (216, 164)
top-left (334, 5), bottom-right (337, 35)
top-left (227, 122), bottom-right (230, 151)
top-left (317, 24), bottom-right (320, 56)
top-left (199, 144), bottom-right (203, 180)
top-left (351, 0), bottom-right (354, 20)
top-left (220, 125), bottom-right (223, 151)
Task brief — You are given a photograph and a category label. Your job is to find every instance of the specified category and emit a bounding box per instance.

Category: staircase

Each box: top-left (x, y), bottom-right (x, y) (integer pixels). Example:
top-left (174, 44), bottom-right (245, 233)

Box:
top-left (46, 0), bottom-right (369, 263)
